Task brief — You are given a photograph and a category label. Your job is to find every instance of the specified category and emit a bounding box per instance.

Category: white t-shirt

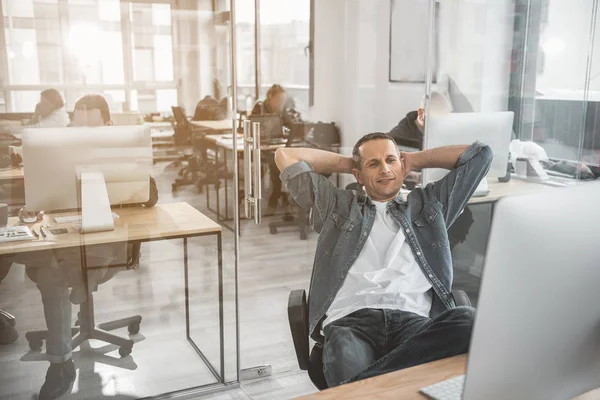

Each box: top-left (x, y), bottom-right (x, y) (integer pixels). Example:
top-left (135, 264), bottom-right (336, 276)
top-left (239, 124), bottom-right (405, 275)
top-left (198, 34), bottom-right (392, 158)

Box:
top-left (323, 200), bottom-right (433, 327)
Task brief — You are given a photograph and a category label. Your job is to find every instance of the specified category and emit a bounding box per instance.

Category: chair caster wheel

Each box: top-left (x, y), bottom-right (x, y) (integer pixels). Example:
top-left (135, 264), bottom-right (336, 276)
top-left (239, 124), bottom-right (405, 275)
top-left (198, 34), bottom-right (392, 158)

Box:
top-left (270, 226), bottom-right (277, 234)
top-left (28, 339), bottom-right (43, 351)
top-left (119, 345), bottom-right (132, 358)
top-left (172, 184), bottom-right (177, 194)
top-left (128, 323), bottom-right (140, 335)
top-left (300, 232), bottom-right (307, 240)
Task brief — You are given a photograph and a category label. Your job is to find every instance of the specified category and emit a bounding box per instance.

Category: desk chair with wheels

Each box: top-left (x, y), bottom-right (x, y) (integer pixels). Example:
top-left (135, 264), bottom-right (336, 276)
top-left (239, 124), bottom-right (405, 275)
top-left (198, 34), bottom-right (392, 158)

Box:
top-left (287, 289), bottom-right (472, 390)
top-left (25, 242), bottom-right (144, 358)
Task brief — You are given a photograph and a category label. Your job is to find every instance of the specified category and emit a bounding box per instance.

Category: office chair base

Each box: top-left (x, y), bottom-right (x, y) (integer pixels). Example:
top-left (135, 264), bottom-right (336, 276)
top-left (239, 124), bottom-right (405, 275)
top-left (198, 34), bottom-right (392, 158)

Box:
top-left (26, 315), bottom-right (141, 358)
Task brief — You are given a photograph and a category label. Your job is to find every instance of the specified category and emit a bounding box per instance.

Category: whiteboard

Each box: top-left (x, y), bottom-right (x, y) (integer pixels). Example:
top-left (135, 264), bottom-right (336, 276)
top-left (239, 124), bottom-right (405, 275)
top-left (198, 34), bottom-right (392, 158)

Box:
top-left (389, 0), bottom-right (437, 82)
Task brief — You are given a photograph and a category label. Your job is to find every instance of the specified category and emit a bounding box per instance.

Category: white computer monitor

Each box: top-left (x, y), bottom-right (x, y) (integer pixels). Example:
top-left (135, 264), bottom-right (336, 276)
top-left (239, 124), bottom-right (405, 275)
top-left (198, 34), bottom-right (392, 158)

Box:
top-left (461, 182), bottom-right (600, 399)
top-left (22, 126), bottom-right (152, 232)
top-left (422, 112), bottom-right (514, 186)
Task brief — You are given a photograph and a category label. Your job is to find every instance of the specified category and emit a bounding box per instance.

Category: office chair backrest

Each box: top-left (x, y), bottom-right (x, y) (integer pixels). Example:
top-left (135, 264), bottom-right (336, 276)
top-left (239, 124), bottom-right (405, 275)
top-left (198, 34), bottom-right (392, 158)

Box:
top-left (192, 96), bottom-right (226, 121)
top-left (171, 106), bottom-right (189, 127)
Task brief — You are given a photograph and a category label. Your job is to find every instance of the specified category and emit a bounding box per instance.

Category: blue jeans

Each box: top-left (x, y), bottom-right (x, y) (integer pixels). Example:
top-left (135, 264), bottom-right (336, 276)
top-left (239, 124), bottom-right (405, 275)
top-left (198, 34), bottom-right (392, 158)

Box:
top-left (322, 306), bottom-right (474, 387)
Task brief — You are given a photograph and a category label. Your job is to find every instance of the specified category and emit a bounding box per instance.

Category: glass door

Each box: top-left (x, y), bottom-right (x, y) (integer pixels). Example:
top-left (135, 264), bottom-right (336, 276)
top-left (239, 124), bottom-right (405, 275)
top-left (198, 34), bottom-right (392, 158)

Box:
top-left (224, 0), bottom-right (317, 382)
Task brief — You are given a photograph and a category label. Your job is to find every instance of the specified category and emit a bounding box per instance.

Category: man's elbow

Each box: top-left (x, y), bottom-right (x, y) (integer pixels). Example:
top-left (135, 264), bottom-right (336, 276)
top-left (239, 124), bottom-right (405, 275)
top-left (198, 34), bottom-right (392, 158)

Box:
top-left (274, 148), bottom-right (289, 172)
top-left (480, 144), bottom-right (493, 166)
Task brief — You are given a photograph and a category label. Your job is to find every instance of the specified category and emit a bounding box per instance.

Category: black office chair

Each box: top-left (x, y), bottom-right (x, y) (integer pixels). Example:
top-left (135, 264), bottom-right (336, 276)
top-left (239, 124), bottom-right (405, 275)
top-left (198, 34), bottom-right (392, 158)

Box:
top-left (287, 289), bottom-right (472, 390)
top-left (25, 243), bottom-right (143, 358)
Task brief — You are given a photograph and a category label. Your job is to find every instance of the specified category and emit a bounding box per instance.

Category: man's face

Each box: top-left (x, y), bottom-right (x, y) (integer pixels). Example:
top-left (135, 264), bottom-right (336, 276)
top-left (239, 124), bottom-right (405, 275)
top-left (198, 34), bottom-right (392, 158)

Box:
top-left (352, 139), bottom-right (405, 202)
top-left (72, 109), bottom-right (109, 127)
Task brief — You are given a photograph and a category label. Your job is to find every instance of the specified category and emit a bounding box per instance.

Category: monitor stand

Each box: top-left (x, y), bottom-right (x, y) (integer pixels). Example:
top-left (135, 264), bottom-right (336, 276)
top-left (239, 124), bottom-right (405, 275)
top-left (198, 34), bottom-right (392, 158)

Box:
top-left (79, 170), bottom-right (115, 233)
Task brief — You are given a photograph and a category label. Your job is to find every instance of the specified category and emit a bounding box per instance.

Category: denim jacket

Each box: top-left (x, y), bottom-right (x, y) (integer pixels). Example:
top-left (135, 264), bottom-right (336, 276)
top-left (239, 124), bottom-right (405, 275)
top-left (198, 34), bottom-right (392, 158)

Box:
top-left (280, 141), bottom-right (493, 343)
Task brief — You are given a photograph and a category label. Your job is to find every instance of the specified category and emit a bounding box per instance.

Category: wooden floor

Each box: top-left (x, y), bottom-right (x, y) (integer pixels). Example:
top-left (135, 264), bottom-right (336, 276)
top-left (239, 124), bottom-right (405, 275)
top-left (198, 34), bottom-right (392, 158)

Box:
top-left (0, 160), bottom-right (485, 400)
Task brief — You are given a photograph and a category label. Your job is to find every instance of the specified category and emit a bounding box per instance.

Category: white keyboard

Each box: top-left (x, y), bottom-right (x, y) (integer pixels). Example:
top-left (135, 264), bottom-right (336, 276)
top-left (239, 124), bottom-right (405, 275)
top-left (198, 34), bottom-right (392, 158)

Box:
top-left (0, 226), bottom-right (36, 243)
top-left (419, 375), bottom-right (465, 400)
top-left (54, 212), bottom-right (120, 224)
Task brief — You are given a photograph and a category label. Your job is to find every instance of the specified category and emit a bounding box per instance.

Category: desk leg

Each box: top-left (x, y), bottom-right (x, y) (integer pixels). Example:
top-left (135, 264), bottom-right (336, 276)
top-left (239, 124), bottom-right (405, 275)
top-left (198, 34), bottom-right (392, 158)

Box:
top-left (184, 235), bottom-right (223, 383)
top-left (224, 150), bottom-right (229, 221)
top-left (216, 148), bottom-right (221, 221)
top-left (184, 237), bottom-right (190, 339)
top-left (217, 232), bottom-right (225, 382)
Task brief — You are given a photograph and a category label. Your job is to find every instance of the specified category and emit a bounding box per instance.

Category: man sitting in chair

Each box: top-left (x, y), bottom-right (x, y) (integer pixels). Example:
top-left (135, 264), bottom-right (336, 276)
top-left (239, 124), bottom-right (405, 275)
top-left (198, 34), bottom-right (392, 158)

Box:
top-left (275, 133), bottom-right (492, 387)
top-left (24, 94), bottom-right (158, 400)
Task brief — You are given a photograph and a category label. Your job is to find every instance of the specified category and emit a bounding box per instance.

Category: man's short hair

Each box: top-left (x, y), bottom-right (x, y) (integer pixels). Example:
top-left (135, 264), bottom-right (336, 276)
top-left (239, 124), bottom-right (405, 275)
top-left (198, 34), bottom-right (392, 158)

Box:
top-left (74, 94), bottom-right (111, 124)
top-left (352, 132), bottom-right (396, 170)
top-left (40, 88), bottom-right (65, 110)
top-left (419, 90), bottom-right (453, 113)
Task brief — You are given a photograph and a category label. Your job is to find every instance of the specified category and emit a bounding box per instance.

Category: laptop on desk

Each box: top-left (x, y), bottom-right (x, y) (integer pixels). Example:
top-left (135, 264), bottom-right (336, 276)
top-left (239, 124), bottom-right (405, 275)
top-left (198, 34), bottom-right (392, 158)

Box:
top-left (249, 114), bottom-right (284, 144)
top-left (421, 182), bottom-right (600, 400)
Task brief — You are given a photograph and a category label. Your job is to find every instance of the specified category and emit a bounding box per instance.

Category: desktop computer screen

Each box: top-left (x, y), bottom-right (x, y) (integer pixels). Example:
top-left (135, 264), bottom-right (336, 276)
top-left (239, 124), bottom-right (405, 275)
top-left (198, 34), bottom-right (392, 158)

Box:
top-left (422, 112), bottom-right (514, 185)
top-left (22, 126), bottom-right (152, 229)
top-left (250, 114), bottom-right (284, 141)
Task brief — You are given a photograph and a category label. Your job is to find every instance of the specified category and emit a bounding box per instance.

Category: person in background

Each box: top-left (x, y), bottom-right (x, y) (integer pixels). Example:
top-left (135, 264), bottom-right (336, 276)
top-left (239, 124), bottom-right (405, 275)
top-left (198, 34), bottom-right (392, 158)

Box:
top-left (251, 84), bottom-right (298, 216)
top-left (388, 90), bottom-right (452, 150)
top-left (0, 89), bottom-right (70, 136)
top-left (389, 91), bottom-right (471, 250)
top-left (24, 94), bottom-right (157, 400)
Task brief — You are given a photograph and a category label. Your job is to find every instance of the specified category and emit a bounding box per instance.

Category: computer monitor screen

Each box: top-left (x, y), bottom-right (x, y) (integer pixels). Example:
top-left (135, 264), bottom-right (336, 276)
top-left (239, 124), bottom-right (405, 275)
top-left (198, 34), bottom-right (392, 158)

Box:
top-left (250, 114), bottom-right (283, 140)
top-left (423, 112), bottom-right (514, 184)
top-left (22, 126), bottom-right (152, 212)
top-left (463, 182), bottom-right (600, 399)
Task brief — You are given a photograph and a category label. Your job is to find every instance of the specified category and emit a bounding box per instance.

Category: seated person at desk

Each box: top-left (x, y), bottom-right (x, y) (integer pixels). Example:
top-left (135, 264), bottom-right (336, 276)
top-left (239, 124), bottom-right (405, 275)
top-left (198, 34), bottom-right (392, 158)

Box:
top-left (389, 92), bottom-right (471, 250)
top-left (252, 84), bottom-right (300, 215)
top-left (0, 89), bottom-right (70, 136)
top-left (388, 90), bottom-right (451, 150)
top-left (275, 133), bottom-right (492, 387)
top-left (24, 94), bottom-right (158, 400)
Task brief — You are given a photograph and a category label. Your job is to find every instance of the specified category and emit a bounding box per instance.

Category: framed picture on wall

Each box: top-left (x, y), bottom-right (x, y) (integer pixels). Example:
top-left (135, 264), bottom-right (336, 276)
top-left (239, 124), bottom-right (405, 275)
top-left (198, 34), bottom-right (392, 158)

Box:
top-left (389, 0), bottom-right (438, 83)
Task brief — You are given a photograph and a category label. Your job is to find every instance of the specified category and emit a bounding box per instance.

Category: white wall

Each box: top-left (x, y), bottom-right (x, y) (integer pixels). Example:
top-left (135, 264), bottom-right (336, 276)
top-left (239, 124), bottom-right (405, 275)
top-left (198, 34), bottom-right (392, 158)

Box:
top-left (536, 0), bottom-right (599, 94)
top-left (311, 0), bottom-right (514, 161)
top-left (311, 0), bottom-right (437, 155)
top-left (438, 0), bottom-right (514, 112)
top-left (175, 0), bottom-right (215, 114)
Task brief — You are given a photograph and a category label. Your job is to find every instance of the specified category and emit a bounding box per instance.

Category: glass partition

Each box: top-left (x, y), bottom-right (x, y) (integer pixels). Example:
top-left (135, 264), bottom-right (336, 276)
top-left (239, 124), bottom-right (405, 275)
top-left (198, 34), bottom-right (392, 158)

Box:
top-left (0, 1), bottom-right (238, 399)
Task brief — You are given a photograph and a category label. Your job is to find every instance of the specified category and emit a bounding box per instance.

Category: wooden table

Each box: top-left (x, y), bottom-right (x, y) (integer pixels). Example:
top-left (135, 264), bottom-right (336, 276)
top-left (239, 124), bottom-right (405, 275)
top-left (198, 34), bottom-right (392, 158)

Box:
top-left (400, 177), bottom-right (558, 205)
top-left (298, 354), bottom-right (600, 399)
top-left (190, 119), bottom-right (234, 132)
top-left (469, 177), bottom-right (557, 204)
top-left (202, 134), bottom-right (286, 230)
top-left (0, 167), bottom-right (24, 184)
top-left (299, 355), bottom-right (466, 399)
top-left (2, 202), bottom-right (227, 382)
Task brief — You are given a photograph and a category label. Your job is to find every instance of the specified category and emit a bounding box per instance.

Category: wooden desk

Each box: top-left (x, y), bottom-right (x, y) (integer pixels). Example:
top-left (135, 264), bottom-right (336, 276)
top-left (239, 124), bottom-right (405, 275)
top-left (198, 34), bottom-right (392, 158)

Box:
top-left (298, 355), bottom-right (600, 399)
top-left (0, 167), bottom-right (24, 184)
top-left (0, 120), bottom-right (23, 127)
top-left (469, 178), bottom-right (557, 205)
top-left (190, 119), bottom-right (234, 132)
top-left (400, 178), bottom-right (558, 205)
top-left (202, 134), bottom-right (287, 230)
top-left (299, 355), bottom-right (466, 400)
top-left (2, 202), bottom-right (226, 381)
top-left (0, 202), bottom-right (220, 255)
top-left (205, 133), bottom-right (284, 152)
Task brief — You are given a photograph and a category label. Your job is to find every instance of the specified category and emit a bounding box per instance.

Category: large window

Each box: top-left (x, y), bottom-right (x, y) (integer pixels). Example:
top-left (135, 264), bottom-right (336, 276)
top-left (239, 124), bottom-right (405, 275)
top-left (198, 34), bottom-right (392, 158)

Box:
top-left (221, 0), bottom-right (311, 114)
top-left (510, 0), bottom-right (600, 166)
top-left (0, 0), bottom-right (178, 113)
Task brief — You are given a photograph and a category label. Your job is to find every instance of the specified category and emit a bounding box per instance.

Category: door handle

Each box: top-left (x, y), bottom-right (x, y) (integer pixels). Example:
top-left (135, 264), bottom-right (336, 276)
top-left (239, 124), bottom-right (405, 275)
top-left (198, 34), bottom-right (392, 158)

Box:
top-left (243, 119), bottom-right (253, 220)
top-left (242, 120), bottom-right (262, 224)
top-left (252, 122), bottom-right (262, 224)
